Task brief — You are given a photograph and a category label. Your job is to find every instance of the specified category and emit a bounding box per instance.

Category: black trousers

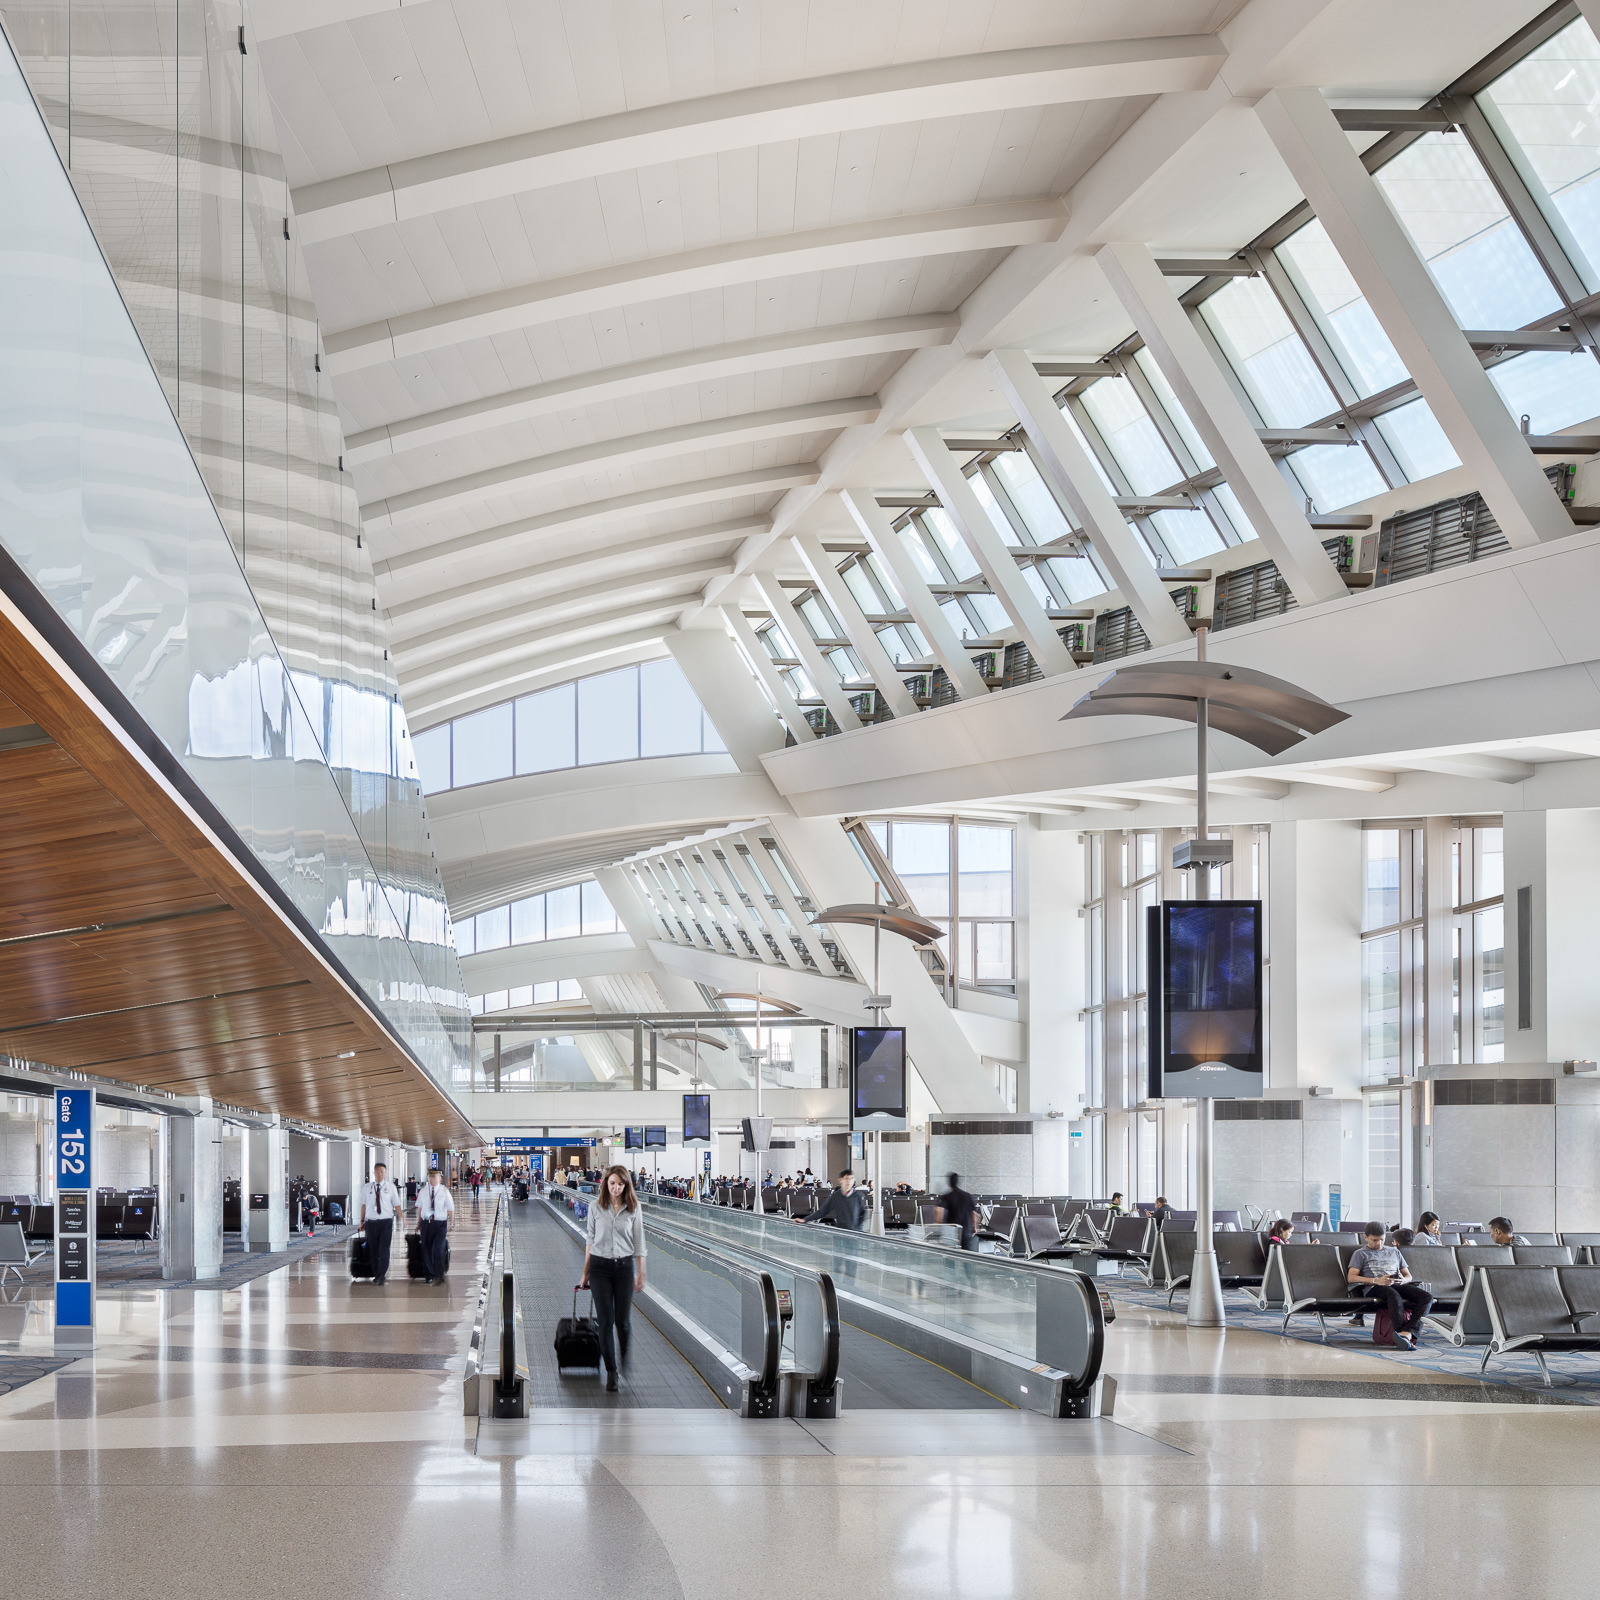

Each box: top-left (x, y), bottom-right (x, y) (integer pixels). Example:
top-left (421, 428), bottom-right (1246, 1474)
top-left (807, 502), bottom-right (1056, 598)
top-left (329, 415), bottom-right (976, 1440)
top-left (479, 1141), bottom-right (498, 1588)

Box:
top-left (365, 1217), bottom-right (394, 1282)
top-left (588, 1255), bottom-right (636, 1375)
top-left (1361, 1280), bottom-right (1433, 1330)
top-left (418, 1218), bottom-right (448, 1279)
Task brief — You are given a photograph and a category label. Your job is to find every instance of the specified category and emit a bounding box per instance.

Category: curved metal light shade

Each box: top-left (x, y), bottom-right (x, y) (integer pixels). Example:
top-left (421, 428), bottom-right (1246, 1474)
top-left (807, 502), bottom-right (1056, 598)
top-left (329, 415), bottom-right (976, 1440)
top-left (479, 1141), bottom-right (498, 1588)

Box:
top-left (659, 1031), bottom-right (730, 1050)
top-left (809, 902), bottom-right (945, 948)
top-left (1060, 659), bottom-right (1348, 756)
top-left (711, 991), bottom-right (803, 1016)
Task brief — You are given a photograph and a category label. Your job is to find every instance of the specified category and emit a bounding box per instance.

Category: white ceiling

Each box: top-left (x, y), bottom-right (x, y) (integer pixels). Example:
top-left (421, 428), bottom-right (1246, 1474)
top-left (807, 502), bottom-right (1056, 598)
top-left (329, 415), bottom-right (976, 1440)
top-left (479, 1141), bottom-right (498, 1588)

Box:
top-left (253, 0), bottom-right (1254, 723)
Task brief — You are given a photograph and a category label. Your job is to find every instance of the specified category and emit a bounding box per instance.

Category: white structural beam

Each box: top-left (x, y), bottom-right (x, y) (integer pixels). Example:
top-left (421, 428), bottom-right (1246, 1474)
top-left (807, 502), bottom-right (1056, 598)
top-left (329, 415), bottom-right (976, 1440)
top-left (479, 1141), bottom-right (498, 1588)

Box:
top-left (1093, 241), bottom-right (1349, 607)
top-left (399, 556), bottom-right (732, 666)
top-left (751, 573), bottom-right (862, 733)
top-left (293, 38), bottom-right (1226, 243)
top-left (384, 518), bottom-right (764, 627)
top-left (790, 532), bottom-right (918, 719)
top-left (364, 397), bottom-right (878, 530)
top-left (905, 426), bottom-right (1076, 673)
top-left (696, 845), bottom-right (784, 968)
top-left (839, 490), bottom-right (989, 698)
top-left (378, 464), bottom-right (815, 583)
top-left (1256, 87), bottom-right (1574, 550)
top-left (250, 0), bottom-right (400, 41)
top-left (403, 601), bottom-right (686, 706)
top-left (346, 317), bottom-right (956, 466)
top-left (720, 605), bottom-right (816, 746)
top-left (322, 202), bottom-right (1067, 376)
top-left (742, 830), bottom-right (841, 978)
top-left (665, 628), bottom-right (787, 772)
top-left (987, 349), bottom-right (1190, 648)
top-left (762, 814), bottom-right (1002, 1112)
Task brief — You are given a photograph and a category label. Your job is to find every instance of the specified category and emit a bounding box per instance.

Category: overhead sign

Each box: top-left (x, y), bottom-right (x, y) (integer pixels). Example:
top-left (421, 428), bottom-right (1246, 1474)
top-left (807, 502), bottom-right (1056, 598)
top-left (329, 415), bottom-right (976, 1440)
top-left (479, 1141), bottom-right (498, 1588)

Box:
top-left (494, 1136), bottom-right (591, 1150)
top-left (55, 1086), bottom-right (95, 1345)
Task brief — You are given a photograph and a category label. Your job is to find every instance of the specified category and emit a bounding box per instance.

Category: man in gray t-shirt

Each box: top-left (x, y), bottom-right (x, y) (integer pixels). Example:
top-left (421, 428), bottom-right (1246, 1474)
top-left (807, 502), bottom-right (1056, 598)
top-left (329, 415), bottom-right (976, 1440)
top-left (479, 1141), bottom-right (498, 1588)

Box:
top-left (1347, 1227), bottom-right (1433, 1347)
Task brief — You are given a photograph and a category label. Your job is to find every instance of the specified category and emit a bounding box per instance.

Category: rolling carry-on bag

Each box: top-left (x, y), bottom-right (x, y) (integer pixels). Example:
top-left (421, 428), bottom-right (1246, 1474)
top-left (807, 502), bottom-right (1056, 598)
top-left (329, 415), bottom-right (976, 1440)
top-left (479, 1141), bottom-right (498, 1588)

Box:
top-left (406, 1231), bottom-right (426, 1279)
top-left (553, 1286), bottom-right (603, 1371)
top-left (349, 1232), bottom-right (374, 1280)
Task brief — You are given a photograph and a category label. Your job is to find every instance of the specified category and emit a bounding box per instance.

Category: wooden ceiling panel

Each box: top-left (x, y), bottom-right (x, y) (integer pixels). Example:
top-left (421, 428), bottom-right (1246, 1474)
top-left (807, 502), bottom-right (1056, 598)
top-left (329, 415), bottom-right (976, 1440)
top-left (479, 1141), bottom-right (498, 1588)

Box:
top-left (0, 609), bottom-right (479, 1148)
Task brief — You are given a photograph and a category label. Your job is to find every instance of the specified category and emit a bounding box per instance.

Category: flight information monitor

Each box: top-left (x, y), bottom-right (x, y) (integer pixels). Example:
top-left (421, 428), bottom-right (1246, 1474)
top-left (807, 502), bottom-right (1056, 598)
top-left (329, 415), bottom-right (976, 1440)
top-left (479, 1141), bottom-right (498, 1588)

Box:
top-left (623, 1126), bottom-right (643, 1150)
top-left (851, 1026), bottom-right (907, 1123)
top-left (682, 1094), bottom-right (711, 1143)
top-left (1157, 900), bottom-right (1263, 1099)
top-left (643, 1125), bottom-right (667, 1150)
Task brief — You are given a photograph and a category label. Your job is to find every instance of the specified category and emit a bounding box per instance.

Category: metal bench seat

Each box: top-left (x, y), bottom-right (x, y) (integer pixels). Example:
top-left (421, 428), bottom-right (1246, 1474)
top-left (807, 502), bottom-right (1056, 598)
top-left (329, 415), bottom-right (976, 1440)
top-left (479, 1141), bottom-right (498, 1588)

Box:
top-left (1479, 1265), bottom-right (1600, 1385)
top-left (1276, 1244), bottom-right (1367, 1338)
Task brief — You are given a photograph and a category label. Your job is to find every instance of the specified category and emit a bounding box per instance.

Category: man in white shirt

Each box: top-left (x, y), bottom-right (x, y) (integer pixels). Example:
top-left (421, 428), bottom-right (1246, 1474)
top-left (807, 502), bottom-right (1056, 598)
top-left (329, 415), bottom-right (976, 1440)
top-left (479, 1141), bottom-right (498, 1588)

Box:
top-left (359, 1162), bottom-right (401, 1285)
top-left (417, 1168), bottom-right (455, 1282)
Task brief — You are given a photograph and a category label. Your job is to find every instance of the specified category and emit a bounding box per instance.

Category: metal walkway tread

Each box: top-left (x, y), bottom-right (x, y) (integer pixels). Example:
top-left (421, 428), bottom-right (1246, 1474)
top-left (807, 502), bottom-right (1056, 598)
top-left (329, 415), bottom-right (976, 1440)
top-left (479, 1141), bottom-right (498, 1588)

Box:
top-left (506, 1199), bottom-right (722, 1410)
top-left (833, 1320), bottom-right (1011, 1410)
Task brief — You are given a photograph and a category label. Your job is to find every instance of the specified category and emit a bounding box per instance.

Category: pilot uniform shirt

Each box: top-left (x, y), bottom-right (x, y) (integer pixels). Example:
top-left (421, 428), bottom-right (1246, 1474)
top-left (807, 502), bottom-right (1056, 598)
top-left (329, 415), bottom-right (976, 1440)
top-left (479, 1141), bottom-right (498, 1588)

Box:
top-left (418, 1185), bottom-right (455, 1225)
top-left (362, 1179), bottom-right (400, 1222)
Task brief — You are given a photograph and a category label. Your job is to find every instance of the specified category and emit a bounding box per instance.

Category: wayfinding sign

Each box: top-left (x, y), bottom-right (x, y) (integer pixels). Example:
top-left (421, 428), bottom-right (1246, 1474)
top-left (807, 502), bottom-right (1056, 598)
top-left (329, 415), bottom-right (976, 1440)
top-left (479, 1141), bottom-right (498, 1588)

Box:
top-left (55, 1086), bottom-right (95, 1347)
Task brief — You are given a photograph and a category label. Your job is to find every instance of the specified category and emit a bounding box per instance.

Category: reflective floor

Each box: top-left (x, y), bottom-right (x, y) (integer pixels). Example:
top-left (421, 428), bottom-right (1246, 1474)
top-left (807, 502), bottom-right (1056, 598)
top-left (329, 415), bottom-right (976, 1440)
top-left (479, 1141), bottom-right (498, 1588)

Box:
top-left (1, 1194), bottom-right (1595, 1598)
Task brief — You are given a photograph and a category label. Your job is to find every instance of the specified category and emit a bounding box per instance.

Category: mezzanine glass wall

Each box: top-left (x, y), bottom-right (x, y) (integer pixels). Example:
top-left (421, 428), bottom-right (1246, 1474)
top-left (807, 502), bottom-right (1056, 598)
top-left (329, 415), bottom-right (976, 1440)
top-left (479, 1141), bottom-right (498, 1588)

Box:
top-left (0, 11), bottom-right (469, 1080)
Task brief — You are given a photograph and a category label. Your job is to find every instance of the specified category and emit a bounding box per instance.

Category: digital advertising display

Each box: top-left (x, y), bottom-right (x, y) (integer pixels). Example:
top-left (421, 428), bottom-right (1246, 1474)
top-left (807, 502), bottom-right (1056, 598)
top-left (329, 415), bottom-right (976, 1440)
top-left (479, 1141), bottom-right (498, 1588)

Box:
top-left (1157, 900), bottom-right (1264, 1099)
top-left (682, 1094), bottom-right (711, 1143)
top-left (643, 1125), bottom-right (667, 1150)
top-left (850, 1026), bottom-right (907, 1126)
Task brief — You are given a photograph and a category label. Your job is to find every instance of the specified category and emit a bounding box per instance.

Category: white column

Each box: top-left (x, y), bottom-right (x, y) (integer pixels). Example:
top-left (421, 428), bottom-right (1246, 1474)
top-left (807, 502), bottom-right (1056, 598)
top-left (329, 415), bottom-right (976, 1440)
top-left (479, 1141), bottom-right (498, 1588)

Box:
top-left (246, 1115), bottom-right (289, 1253)
top-left (750, 571), bottom-right (862, 730)
top-left (1094, 241), bottom-right (1349, 607)
top-left (987, 349), bottom-right (1190, 647)
top-left (1256, 86), bottom-right (1573, 550)
top-left (789, 532), bottom-right (918, 718)
top-left (839, 489), bottom-right (989, 698)
top-left (162, 1098), bottom-right (224, 1282)
top-left (720, 603), bottom-right (816, 744)
top-left (665, 626), bottom-right (786, 770)
top-left (905, 426), bottom-right (1077, 672)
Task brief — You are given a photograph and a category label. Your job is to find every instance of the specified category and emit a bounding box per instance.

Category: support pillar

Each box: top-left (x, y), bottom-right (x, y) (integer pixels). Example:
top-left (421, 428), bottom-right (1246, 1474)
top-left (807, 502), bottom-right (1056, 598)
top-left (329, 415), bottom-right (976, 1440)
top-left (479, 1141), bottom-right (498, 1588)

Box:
top-left (752, 570), bottom-right (862, 729)
top-left (162, 1098), bottom-right (224, 1282)
top-left (1256, 86), bottom-right (1574, 549)
top-left (246, 1115), bottom-right (289, 1253)
top-left (665, 625), bottom-right (788, 770)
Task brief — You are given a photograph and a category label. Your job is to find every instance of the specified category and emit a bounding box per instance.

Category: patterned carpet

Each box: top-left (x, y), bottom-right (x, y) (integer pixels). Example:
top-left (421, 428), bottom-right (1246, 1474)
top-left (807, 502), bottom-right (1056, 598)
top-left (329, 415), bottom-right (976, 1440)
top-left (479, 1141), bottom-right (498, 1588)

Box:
top-left (1, 1226), bottom-right (358, 1291)
top-left (1107, 1276), bottom-right (1600, 1402)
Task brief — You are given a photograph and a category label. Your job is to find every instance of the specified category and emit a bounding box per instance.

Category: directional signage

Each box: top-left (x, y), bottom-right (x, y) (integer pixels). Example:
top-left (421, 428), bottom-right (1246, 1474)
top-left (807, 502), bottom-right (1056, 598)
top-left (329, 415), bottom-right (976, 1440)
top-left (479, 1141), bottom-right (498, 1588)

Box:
top-left (54, 1086), bottom-right (95, 1346)
top-left (494, 1136), bottom-right (589, 1150)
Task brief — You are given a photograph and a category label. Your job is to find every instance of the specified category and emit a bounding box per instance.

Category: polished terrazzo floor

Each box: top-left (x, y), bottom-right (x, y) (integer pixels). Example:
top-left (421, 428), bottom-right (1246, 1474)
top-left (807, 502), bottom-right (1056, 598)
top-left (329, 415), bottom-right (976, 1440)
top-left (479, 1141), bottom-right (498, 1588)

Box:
top-left (0, 1189), bottom-right (1595, 1597)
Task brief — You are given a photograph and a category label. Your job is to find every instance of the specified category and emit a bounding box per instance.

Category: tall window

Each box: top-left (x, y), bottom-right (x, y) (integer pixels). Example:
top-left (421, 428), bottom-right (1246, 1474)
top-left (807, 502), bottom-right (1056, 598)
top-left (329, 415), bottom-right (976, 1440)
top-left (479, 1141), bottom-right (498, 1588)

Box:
top-left (453, 880), bottom-right (618, 958)
top-left (1452, 821), bottom-right (1504, 1065)
top-left (865, 818), bottom-right (1016, 995)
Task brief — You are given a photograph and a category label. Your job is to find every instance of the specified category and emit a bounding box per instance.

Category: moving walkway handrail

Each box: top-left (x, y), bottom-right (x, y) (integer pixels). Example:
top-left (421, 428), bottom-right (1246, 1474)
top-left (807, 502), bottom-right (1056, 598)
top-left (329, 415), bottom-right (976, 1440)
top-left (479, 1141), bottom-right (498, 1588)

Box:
top-left (465, 1193), bottom-right (528, 1418)
top-left (646, 1213), bottom-right (840, 1400)
top-left (645, 1191), bottom-right (1109, 1414)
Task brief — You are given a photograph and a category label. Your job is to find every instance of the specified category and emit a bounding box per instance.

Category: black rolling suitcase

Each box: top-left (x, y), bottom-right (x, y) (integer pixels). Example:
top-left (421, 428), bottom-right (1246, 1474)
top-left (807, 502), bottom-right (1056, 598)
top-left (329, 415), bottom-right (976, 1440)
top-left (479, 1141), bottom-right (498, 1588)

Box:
top-left (405, 1232), bottom-right (451, 1279)
top-left (349, 1232), bottom-right (374, 1280)
top-left (553, 1286), bottom-right (602, 1371)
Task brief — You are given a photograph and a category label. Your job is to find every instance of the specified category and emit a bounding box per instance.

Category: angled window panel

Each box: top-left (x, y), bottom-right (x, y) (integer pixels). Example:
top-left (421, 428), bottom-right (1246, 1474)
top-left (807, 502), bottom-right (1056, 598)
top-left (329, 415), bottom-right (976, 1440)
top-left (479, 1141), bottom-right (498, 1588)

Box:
top-left (1374, 396), bottom-right (1462, 481)
top-left (1284, 442), bottom-right (1387, 511)
top-left (1079, 376), bottom-right (1182, 494)
top-left (1199, 274), bottom-right (1340, 427)
top-left (639, 656), bottom-right (704, 756)
top-left (1486, 348), bottom-right (1600, 433)
top-left (1133, 347), bottom-right (1215, 470)
top-left (1373, 129), bottom-right (1561, 328)
top-left (580, 880), bottom-right (616, 935)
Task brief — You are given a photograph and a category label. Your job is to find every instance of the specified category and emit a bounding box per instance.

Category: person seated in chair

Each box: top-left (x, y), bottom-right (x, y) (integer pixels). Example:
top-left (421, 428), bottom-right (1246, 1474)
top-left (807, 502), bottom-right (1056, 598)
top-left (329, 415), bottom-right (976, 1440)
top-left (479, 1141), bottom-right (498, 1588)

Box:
top-left (1266, 1218), bottom-right (1294, 1250)
top-left (1488, 1216), bottom-right (1529, 1246)
top-left (1413, 1211), bottom-right (1444, 1245)
top-left (1347, 1224), bottom-right (1433, 1349)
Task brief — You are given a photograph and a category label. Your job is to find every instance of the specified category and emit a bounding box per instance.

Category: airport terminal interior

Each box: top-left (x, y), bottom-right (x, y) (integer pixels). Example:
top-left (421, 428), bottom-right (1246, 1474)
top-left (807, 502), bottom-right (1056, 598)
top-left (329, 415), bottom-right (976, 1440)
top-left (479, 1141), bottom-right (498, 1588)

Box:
top-left (7, 0), bottom-right (1600, 1593)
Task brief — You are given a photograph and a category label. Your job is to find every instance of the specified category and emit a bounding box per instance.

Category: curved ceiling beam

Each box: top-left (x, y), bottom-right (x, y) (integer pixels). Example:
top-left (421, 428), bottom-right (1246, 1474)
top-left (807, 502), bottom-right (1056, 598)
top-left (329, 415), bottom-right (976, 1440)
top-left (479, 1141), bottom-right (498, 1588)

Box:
top-left (385, 518), bottom-right (765, 630)
top-left (362, 395), bottom-right (879, 530)
top-left (322, 200), bottom-right (1066, 376)
top-left (292, 37), bottom-right (1226, 244)
top-left (400, 556), bottom-right (735, 669)
top-left (375, 463), bottom-right (816, 583)
top-left (346, 316), bottom-right (951, 466)
top-left (402, 595), bottom-right (701, 701)
top-left (407, 624), bottom-right (684, 728)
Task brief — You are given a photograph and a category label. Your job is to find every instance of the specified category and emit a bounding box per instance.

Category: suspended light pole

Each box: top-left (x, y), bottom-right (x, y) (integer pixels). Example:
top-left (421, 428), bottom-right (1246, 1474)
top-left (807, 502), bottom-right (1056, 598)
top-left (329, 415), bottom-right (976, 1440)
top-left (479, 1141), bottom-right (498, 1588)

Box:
top-left (1061, 627), bottom-right (1348, 1327)
top-left (713, 986), bottom-right (800, 1210)
top-left (810, 884), bottom-right (944, 1234)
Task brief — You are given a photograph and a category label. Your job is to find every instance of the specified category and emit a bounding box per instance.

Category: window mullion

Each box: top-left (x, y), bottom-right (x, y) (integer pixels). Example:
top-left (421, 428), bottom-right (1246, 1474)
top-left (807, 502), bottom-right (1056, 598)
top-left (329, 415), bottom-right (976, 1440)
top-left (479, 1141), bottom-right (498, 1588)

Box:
top-left (1114, 349), bottom-right (1203, 480)
top-left (1444, 91), bottom-right (1591, 310)
top-left (1252, 244), bottom-right (1366, 412)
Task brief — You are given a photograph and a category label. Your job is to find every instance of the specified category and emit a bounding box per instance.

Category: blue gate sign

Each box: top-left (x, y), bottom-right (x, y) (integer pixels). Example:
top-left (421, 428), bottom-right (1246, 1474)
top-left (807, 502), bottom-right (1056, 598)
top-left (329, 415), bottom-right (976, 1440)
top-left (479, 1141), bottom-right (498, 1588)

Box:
top-left (55, 1087), bottom-right (94, 1332)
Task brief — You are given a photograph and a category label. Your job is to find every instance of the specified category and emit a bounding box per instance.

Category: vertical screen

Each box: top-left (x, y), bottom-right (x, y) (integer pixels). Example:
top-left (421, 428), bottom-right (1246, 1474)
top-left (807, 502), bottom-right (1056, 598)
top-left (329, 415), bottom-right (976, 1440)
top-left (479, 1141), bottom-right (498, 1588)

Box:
top-left (682, 1094), bottom-right (711, 1142)
top-left (1161, 901), bottom-right (1263, 1098)
top-left (852, 1027), bottom-right (907, 1118)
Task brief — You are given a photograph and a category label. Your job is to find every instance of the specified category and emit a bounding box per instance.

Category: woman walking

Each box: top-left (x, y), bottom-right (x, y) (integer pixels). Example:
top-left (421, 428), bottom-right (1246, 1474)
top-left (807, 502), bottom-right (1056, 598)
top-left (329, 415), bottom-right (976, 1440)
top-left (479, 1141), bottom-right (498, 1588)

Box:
top-left (580, 1165), bottom-right (647, 1392)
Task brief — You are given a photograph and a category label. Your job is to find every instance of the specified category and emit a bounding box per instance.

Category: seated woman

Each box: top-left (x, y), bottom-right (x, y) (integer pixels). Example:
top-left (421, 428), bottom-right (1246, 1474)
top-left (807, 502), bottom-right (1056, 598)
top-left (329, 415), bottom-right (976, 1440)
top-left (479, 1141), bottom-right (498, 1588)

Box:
top-left (1412, 1211), bottom-right (1444, 1244)
top-left (1346, 1225), bottom-right (1433, 1349)
top-left (1265, 1218), bottom-right (1294, 1249)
